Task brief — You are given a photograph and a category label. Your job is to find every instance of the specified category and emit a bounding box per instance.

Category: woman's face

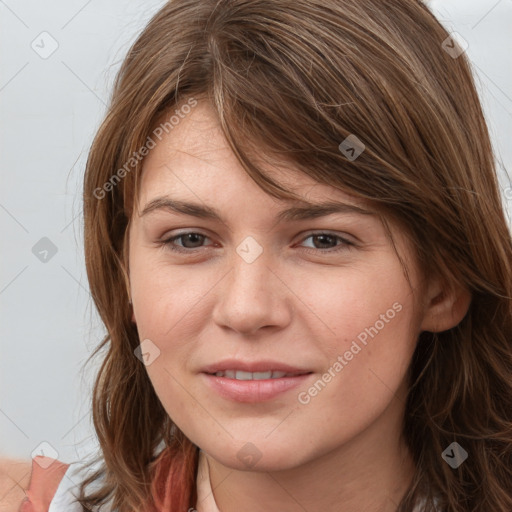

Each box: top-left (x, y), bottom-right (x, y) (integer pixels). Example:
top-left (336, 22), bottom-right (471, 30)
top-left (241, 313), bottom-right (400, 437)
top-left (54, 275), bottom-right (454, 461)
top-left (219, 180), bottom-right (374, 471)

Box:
top-left (128, 100), bottom-right (429, 471)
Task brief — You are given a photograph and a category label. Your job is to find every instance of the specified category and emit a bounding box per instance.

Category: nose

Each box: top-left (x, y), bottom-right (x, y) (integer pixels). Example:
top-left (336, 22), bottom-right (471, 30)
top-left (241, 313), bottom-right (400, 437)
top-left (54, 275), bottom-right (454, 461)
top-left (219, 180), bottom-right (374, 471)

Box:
top-left (211, 246), bottom-right (293, 336)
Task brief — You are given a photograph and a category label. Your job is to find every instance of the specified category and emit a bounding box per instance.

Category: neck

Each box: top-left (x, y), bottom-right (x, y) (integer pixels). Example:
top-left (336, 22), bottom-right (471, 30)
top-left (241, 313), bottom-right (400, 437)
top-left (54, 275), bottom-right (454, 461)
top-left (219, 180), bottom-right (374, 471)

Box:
top-left (203, 397), bottom-right (415, 512)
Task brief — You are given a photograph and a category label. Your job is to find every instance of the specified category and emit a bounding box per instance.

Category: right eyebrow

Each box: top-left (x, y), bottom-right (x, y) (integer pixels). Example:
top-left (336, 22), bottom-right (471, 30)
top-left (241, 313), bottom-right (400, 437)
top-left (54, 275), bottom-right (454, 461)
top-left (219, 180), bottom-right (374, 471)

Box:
top-left (140, 198), bottom-right (224, 221)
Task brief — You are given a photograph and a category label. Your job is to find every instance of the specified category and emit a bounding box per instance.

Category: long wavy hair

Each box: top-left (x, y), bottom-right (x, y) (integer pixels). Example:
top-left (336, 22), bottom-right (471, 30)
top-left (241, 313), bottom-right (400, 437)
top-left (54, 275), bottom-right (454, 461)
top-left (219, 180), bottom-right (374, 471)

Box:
top-left (78, 0), bottom-right (512, 510)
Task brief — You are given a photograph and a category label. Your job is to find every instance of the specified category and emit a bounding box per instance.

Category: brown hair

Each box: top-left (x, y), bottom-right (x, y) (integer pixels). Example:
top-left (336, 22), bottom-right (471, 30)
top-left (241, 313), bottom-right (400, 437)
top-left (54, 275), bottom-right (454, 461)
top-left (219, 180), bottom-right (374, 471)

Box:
top-left (78, 0), bottom-right (512, 511)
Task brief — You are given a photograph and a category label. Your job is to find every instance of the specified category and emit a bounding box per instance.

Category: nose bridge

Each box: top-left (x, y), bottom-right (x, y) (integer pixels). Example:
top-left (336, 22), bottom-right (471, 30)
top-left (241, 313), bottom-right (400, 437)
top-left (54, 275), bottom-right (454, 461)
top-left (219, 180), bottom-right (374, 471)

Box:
top-left (229, 237), bottom-right (275, 307)
top-left (232, 240), bottom-right (271, 296)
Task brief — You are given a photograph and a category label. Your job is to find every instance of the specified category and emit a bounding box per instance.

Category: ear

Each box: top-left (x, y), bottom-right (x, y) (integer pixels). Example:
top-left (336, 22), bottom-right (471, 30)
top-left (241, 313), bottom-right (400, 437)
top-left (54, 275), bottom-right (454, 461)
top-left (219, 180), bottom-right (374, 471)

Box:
top-left (420, 277), bottom-right (471, 333)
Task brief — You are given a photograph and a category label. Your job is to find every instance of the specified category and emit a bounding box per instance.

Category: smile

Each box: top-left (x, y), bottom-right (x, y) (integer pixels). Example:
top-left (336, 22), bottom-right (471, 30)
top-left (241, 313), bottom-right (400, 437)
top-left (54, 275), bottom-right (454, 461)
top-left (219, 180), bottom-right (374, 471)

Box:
top-left (209, 370), bottom-right (306, 380)
top-left (203, 371), bottom-right (313, 402)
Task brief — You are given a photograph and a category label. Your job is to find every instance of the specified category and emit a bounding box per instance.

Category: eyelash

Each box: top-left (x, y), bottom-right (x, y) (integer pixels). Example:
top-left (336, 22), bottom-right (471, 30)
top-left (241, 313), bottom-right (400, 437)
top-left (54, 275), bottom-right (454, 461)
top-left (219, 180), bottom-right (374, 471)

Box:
top-left (160, 231), bottom-right (355, 255)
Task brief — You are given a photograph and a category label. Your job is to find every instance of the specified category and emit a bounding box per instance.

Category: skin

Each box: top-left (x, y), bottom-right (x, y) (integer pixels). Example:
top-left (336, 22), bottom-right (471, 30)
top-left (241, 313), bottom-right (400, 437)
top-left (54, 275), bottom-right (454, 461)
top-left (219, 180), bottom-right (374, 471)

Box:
top-left (0, 458), bottom-right (31, 511)
top-left (128, 100), bottom-right (470, 512)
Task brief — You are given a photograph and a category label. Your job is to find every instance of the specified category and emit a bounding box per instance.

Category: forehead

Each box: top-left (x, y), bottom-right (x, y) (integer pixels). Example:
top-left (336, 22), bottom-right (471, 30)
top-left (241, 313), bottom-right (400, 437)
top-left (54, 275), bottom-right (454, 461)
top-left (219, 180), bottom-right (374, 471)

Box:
top-left (138, 100), bottom-right (370, 212)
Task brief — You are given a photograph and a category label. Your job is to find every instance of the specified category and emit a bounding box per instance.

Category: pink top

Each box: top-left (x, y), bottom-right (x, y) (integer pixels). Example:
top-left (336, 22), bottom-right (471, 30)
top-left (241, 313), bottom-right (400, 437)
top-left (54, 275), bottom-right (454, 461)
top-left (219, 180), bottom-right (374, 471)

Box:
top-left (17, 451), bottom-right (221, 512)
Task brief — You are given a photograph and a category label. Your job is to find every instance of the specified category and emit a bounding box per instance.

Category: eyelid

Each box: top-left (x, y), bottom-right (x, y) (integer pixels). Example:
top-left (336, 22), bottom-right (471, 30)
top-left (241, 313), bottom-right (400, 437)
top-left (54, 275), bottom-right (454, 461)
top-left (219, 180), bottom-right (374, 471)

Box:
top-left (297, 231), bottom-right (356, 253)
top-left (300, 229), bottom-right (357, 244)
top-left (160, 230), bottom-right (215, 252)
top-left (160, 229), bottom-right (213, 244)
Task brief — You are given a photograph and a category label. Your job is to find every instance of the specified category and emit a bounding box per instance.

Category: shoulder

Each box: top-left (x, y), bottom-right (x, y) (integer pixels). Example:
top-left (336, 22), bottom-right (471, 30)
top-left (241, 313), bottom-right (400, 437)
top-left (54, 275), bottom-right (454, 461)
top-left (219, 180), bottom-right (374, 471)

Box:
top-left (0, 457), bottom-right (32, 511)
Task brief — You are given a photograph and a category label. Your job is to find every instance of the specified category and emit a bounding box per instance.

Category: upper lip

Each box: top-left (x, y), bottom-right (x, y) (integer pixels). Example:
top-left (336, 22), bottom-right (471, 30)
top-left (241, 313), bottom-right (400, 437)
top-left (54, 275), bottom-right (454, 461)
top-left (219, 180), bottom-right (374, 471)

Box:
top-left (201, 359), bottom-right (312, 375)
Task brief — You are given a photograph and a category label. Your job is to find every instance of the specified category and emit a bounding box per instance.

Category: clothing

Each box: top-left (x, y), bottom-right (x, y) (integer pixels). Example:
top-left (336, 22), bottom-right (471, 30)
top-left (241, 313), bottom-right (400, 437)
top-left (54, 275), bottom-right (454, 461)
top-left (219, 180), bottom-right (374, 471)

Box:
top-left (19, 455), bottom-right (94, 512)
top-left (20, 451), bottom-right (431, 512)
top-left (19, 452), bottom-right (215, 512)
top-left (18, 456), bottom-right (70, 512)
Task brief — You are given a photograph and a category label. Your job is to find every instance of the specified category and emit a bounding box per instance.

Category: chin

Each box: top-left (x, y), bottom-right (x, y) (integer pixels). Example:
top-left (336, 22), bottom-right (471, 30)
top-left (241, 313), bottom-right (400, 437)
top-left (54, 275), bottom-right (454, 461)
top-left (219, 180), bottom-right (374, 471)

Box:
top-left (202, 437), bottom-right (315, 473)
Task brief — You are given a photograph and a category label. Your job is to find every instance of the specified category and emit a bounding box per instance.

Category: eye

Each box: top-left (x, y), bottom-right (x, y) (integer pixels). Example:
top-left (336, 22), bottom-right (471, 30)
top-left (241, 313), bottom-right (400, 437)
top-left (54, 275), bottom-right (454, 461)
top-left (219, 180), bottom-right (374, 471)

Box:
top-left (298, 232), bottom-right (355, 254)
top-left (162, 232), bottom-right (212, 253)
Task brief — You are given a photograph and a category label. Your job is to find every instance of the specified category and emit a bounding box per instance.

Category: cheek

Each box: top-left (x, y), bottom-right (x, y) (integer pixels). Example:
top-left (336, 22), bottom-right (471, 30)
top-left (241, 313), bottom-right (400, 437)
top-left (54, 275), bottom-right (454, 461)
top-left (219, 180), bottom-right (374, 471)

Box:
top-left (130, 255), bottom-right (213, 338)
top-left (301, 259), bottom-right (415, 346)
top-left (299, 260), bottom-right (419, 402)
top-left (129, 260), bottom-right (212, 411)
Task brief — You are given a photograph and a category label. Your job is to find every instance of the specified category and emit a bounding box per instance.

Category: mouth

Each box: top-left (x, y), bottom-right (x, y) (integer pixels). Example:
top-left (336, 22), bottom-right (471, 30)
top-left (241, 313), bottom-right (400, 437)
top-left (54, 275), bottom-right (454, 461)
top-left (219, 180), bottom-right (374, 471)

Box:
top-left (201, 361), bottom-right (314, 402)
top-left (206, 369), bottom-right (312, 380)
top-left (201, 369), bottom-right (313, 403)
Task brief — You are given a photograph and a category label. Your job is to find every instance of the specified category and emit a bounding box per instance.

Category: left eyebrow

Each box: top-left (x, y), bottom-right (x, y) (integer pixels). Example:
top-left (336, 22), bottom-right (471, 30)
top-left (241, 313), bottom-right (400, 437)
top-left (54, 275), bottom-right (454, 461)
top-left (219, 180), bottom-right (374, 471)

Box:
top-left (276, 200), bottom-right (375, 221)
top-left (139, 197), bottom-right (375, 223)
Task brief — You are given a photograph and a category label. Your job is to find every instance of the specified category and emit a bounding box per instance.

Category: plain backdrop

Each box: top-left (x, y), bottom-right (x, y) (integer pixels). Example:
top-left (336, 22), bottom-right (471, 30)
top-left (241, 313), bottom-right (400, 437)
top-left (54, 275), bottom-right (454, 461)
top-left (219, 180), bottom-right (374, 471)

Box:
top-left (1, 0), bottom-right (511, 462)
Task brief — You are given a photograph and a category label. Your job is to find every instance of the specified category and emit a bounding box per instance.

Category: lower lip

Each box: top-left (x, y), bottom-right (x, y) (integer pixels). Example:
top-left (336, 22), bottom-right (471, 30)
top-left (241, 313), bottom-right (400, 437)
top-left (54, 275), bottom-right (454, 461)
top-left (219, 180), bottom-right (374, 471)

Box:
top-left (202, 372), bottom-right (313, 403)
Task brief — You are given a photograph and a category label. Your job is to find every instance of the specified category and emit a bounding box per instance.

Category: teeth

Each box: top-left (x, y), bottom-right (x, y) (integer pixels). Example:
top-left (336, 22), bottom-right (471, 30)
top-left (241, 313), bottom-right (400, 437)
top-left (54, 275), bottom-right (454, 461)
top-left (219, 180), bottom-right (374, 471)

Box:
top-left (269, 371), bottom-right (287, 378)
top-left (213, 370), bottom-right (296, 380)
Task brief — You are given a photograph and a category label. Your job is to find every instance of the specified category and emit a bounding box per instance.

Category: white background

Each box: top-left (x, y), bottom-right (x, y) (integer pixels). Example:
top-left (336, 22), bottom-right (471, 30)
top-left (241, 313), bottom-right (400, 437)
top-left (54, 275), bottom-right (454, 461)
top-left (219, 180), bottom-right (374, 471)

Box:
top-left (1, 0), bottom-right (511, 462)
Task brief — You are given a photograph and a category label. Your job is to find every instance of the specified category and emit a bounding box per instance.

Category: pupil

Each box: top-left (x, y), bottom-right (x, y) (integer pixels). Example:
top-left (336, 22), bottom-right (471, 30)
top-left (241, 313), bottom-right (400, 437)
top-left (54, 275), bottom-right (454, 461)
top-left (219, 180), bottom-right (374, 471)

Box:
top-left (184, 233), bottom-right (203, 248)
top-left (315, 234), bottom-right (335, 249)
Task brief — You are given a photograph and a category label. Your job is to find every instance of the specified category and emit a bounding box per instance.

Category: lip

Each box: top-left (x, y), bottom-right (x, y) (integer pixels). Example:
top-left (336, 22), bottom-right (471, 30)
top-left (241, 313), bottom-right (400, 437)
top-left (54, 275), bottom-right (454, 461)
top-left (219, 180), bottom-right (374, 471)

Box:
top-left (202, 373), bottom-right (313, 402)
top-left (200, 359), bottom-right (311, 375)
